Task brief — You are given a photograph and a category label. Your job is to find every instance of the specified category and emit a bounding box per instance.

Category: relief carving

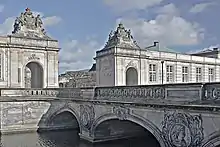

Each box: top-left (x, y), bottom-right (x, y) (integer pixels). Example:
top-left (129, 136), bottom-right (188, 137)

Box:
top-left (2, 102), bottom-right (49, 126)
top-left (126, 60), bottom-right (137, 69)
top-left (113, 106), bottom-right (130, 120)
top-left (204, 87), bottom-right (220, 100)
top-left (162, 112), bottom-right (204, 147)
top-left (80, 105), bottom-right (95, 131)
top-left (94, 86), bottom-right (165, 100)
top-left (27, 54), bottom-right (40, 61)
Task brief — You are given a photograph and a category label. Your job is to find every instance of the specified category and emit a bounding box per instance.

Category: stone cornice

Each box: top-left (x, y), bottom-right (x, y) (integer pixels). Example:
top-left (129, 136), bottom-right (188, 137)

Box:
top-left (0, 35), bottom-right (59, 50)
top-left (95, 47), bottom-right (220, 66)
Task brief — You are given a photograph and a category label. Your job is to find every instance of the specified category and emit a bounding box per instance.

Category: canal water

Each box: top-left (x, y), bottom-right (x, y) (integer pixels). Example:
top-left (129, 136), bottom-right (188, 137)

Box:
top-left (0, 130), bottom-right (155, 147)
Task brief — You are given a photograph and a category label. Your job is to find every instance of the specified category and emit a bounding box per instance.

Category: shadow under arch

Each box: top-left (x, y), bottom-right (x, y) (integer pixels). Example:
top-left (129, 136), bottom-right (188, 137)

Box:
top-left (202, 131), bottom-right (220, 147)
top-left (39, 105), bottom-right (82, 133)
top-left (90, 113), bottom-right (167, 147)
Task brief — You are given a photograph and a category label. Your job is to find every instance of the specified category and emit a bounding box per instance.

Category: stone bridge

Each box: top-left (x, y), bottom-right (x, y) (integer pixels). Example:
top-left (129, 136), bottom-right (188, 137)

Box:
top-left (1, 83), bottom-right (220, 147)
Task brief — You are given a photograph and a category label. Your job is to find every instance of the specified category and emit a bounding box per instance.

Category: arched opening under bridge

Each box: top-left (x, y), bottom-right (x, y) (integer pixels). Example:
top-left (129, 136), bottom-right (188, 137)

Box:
top-left (47, 111), bottom-right (80, 131)
top-left (93, 119), bottom-right (161, 146)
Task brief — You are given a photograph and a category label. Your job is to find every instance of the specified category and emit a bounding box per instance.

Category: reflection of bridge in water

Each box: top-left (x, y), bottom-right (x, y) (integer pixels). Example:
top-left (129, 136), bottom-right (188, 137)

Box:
top-left (1, 83), bottom-right (220, 147)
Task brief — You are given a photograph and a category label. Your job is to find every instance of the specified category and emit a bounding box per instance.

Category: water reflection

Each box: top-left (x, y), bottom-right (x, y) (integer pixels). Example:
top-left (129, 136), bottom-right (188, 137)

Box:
top-left (0, 130), bottom-right (156, 147)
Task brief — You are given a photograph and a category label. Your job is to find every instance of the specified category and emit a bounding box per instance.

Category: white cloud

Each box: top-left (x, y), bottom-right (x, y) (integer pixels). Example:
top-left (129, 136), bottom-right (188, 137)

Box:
top-left (0, 5), bottom-right (4, 13)
top-left (117, 4), bottom-right (205, 47)
top-left (190, 2), bottom-right (215, 13)
top-left (59, 38), bottom-right (100, 73)
top-left (0, 17), bottom-right (14, 35)
top-left (155, 3), bottom-right (179, 16)
top-left (103, 0), bottom-right (163, 12)
top-left (43, 16), bottom-right (62, 27)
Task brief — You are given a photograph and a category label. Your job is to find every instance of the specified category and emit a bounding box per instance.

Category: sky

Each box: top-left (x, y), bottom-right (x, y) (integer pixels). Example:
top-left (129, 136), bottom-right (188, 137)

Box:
top-left (0, 0), bottom-right (219, 74)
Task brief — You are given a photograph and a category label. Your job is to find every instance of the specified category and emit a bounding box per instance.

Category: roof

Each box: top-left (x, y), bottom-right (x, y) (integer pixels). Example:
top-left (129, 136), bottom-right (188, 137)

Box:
top-left (147, 46), bottom-right (180, 53)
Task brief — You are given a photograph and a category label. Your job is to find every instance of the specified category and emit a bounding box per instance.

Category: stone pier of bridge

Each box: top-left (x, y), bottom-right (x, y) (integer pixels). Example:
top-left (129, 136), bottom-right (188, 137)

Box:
top-left (0, 83), bottom-right (220, 147)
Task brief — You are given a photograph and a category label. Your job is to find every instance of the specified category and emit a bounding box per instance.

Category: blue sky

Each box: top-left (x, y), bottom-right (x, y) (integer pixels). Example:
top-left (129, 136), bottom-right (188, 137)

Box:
top-left (0, 0), bottom-right (219, 73)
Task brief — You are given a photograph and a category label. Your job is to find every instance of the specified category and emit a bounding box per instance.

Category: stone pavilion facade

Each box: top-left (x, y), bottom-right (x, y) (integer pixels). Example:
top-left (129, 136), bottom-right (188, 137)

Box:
top-left (0, 8), bottom-right (59, 88)
top-left (95, 23), bottom-right (220, 86)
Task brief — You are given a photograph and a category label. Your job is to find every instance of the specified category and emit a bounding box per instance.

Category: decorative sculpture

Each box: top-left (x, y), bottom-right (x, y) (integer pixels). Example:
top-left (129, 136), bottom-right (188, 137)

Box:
top-left (12, 8), bottom-right (49, 38)
top-left (80, 105), bottom-right (95, 131)
top-left (104, 22), bottom-right (140, 49)
top-left (27, 54), bottom-right (40, 61)
top-left (113, 106), bottom-right (130, 120)
top-left (162, 112), bottom-right (204, 147)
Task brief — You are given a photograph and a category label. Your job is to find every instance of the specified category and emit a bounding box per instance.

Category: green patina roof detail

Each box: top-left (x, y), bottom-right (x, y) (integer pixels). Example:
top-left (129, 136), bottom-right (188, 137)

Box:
top-left (147, 46), bottom-right (180, 53)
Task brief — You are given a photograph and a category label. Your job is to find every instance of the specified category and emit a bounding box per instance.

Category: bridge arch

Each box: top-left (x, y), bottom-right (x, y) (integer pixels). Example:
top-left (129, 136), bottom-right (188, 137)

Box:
top-left (91, 113), bottom-right (167, 147)
top-left (202, 131), bottom-right (220, 147)
top-left (45, 106), bottom-right (81, 132)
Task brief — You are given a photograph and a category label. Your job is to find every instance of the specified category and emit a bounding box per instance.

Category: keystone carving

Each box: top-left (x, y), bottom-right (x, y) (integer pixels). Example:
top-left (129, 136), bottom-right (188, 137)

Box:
top-left (162, 112), bottom-right (204, 147)
top-left (28, 54), bottom-right (40, 61)
top-left (113, 106), bottom-right (130, 120)
top-left (126, 60), bottom-right (136, 69)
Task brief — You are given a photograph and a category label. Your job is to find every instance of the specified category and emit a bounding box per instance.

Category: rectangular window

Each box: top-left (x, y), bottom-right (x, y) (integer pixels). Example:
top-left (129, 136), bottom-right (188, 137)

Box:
top-left (149, 64), bottom-right (157, 82)
top-left (166, 65), bottom-right (174, 82)
top-left (208, 68), bottom-right (214, 82)
top-left (182, 66), bottom-right (189, 82)
top-left (196, 67), bottom-right (202, 82)
top-left (18, 68), bottom-right (21, 83)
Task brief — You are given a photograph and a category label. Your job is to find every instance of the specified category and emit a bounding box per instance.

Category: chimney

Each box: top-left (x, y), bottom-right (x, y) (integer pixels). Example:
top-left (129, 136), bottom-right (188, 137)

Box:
top-left (154, 41), bottom-right (159, 50)
top-left (154, 41), bottom-right (159, 46)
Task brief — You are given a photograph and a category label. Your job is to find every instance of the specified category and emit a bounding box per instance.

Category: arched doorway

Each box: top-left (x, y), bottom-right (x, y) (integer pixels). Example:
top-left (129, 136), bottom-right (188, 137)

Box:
top-left (93, 119), bottom-right (161, 146)
top-left (25, 62), bottom-right (43, 88)
top-left (126, 67), bottom-right (138, 86)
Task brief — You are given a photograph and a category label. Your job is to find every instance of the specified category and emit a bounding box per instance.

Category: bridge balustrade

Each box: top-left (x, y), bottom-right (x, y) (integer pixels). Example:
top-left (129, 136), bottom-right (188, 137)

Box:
top-left (0, 88), bottom-right (94, 100)
top-left (0, 83), bottom-right (220, 103)
top-left (94, 82), bottom-right (220, 104)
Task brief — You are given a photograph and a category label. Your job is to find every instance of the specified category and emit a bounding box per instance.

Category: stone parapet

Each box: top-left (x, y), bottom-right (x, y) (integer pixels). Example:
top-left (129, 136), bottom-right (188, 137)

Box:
top-left (1, 82), bottom-right (220, 104)
top-left (94, 82), bottom-right (220, 104)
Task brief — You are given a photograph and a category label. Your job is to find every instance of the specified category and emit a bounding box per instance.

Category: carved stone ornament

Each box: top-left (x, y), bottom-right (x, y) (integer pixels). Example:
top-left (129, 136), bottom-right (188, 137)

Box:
top-left (104, 23), bottom-right (140, 49)
top-left (162, 112), bottom-right (204, 147)
top-left (126, 60), bottom-right (137, 69)
top-left (12, 8), bottom-right (50, 39)
top-left (80, 105), bottom-right (95, 130)
top-left (28, 54), bottom-right (40, 61)
top-left (204, 87), bottom-right (220, 100)
top-left (113, 106), bottom-right (130, 120)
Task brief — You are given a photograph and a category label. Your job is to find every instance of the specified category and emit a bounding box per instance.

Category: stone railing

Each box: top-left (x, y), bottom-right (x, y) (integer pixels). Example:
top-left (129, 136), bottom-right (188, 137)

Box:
top-left (93, 83), bottom-right (220, 103)
top-left (0, 88), bottom-right (59, 97)
top-left (1, 83), bottom-right (220, 103)
top-left (0, 87), bottom-right (94, 99)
